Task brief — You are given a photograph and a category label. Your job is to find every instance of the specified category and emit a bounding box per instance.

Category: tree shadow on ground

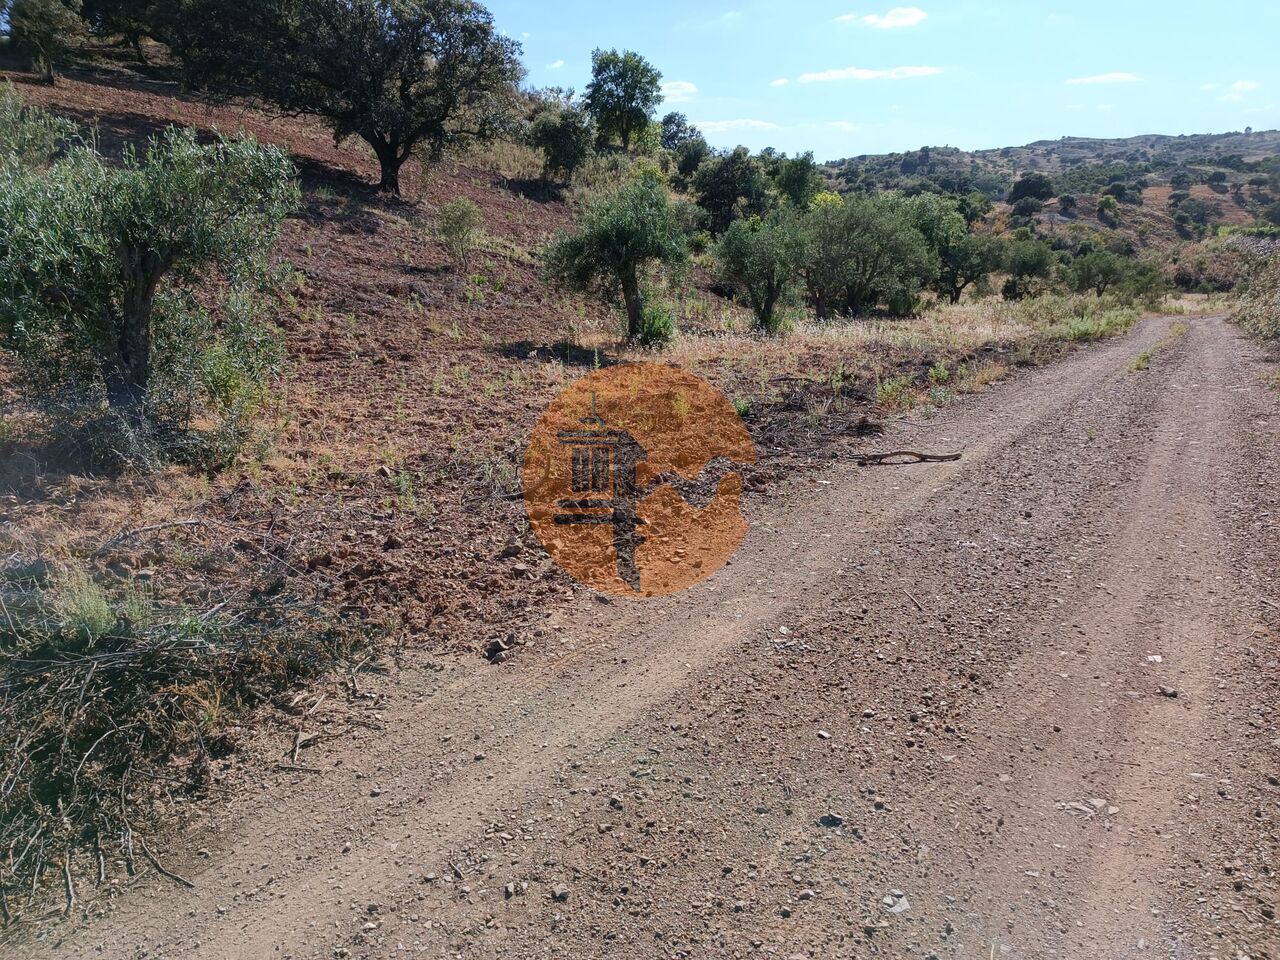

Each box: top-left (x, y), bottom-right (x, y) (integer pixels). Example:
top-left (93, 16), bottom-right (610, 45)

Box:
top-left (502, 178), bottom-right (566, 204)
top-left (292, 161), bottom-right (400, 236)
top-left (495, 340), bottom-right (618, 367)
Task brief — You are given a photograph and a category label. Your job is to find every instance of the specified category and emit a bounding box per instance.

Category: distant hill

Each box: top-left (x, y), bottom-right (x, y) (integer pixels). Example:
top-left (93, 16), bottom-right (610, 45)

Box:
top-left (825, 130), bottom-right (1280, 250)
top-left (826, 129), bottom-right (1280, 195)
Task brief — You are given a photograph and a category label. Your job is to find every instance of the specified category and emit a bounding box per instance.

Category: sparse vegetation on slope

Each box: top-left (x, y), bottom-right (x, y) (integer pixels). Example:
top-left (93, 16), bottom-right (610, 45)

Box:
top-left (1233, 256), bottom-right (1280, 341)
top-left (0, 9), bottom-right (1259, 928)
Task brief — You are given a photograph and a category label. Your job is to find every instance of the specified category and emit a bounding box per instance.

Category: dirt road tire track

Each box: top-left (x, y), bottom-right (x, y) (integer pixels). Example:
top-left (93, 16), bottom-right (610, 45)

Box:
top-left (11, 314), bottom-right (1278, 960)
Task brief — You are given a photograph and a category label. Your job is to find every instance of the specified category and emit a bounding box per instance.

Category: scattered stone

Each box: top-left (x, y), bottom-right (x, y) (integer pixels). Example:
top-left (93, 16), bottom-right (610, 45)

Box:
top-left (551, 884), bottom-right (571, 902)
top-left (817, 730), bottom-right (832, 740)
top-left (818, 813), bottom-right (844, 828)
top-left (798, 889), bottom-right (816, 901)
top-left (882, 890), bottom-right (910, 914)
top-left (1159, 686), bottom-right (1179, 698)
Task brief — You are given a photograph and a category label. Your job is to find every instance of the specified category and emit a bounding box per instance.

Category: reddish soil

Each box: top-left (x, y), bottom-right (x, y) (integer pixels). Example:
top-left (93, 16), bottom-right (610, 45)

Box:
top-left (1, 68), bottom-right (1040, 656)
top-left (1143, 184), bottom-right (1258, 227)
top-left (6, 314), bottom-right (1278, 960)
top-left (2, 67), bottom-right (1278, 960)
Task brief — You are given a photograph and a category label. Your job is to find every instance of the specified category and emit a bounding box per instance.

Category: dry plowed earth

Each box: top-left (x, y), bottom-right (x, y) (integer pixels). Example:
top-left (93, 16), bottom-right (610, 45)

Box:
top-left (14, 314), bottom-right (1280, 959)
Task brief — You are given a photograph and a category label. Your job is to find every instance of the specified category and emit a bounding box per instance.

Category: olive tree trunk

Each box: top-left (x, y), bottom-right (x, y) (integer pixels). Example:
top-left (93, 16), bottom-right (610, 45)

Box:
top-left (620, 270), bottom-right (644, 340)
top-left (105, 251), bottom-right (166, 414)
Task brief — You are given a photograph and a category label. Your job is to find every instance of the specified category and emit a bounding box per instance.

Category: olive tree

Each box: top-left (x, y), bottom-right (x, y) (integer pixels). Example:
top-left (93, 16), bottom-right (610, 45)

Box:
top-left (772, 151), bottom-right (822, 210)
top-left (798, 191), bottom-right (935, 317)
top-left (80, 0), bottom-right (155, 61)
top-left (714, 211), bottom-right (805, 333)
top-left (1000, 237), bottom-right (1054, 300)
top-left (542, 178), bottom-right (688, 340)
top-left (8, 0), bottom-right (87, 83)
top-left (799, 192), bottom-right (854, 320)
top-left (1008, 172), bottom-right (1054, 203)
top-left (182, 0), bottom-right (523, 195)
top-left (828, 193), bottom-right (935, 316)
top-left (1064, 250), bottom-right (1126, 296)
top-left (584, 48), bottom-right (662, 151)
top-left (906, 193), bottom-right (999, 304)
top-left (0, 123), bottom-right (299, 456)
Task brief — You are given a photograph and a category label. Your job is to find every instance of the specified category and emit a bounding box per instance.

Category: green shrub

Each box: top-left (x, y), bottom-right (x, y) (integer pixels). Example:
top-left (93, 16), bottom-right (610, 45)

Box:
top-left (527, 105), bottom-right (595, 182)
top-left (0, 81), bottom-right (76, 165)
top-left (635, 301), bottom-right (677, 347)
top-left (437, 197), bottom-right (484, 270)
top-left (1011, 293), bottom-right (1138, 342)
top-left (1233, 257), bottom-right (1280, 341)
top-left (51, 566), bottom-right (114, 646)
top-left (876, 374), bottom-right (919, 410)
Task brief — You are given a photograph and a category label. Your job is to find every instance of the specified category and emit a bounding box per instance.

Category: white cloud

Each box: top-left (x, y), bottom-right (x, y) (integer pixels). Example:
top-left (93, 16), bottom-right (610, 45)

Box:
top-left (1066, 72), bottom-right (1140, 85)
top-left (1206, 80), bottom-right (1260, 102)
top-left (694, 118), bottom-right (782, 133)
top-left (827, 121), bottom-right (859, 133)
top-left (661, 80), bottom-right (699, 104)
top-left (704, 9), bottom-right (742, 27)
top-left (798, 65), bottom-right (942, 83)
top-left (769, 77), bottom-right (790, 87)
top-left (835, 6), bottom-right (927, 28)
top-left (546, 59), bottom-right (565, 70)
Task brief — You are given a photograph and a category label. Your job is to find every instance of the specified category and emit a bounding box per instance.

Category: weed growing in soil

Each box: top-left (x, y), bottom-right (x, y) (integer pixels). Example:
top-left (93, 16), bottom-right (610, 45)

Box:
top-left (1129, 320), bottom-right (1191, 372)
top-left (438, 198), bottom-right (484, 271)
top-left (0, 552), bottom-right (372, 920)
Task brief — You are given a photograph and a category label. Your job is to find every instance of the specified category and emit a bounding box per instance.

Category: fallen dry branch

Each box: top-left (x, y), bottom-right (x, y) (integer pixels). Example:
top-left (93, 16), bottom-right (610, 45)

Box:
top-left (138, 836), bottom-right (194, 889)
top-left (853, 450), bottom-right (962, 466)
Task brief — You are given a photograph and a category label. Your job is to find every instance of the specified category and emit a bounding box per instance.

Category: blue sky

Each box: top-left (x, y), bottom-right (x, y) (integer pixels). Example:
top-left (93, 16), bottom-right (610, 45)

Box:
top-left (490, 0), bottom-right (1280, 161)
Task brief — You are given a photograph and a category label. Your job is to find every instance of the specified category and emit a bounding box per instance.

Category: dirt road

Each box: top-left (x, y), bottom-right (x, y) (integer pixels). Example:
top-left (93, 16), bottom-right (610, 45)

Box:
top-left (15, 314), bottom-right (1279, 959)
